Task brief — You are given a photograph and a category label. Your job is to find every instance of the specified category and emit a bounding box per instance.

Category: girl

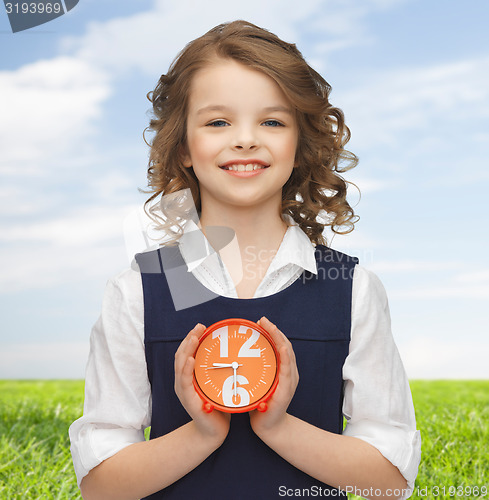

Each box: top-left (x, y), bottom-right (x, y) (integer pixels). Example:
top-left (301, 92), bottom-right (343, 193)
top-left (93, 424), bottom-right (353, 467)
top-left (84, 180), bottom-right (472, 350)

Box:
top-left (70, 20), bottom-right (420, 500)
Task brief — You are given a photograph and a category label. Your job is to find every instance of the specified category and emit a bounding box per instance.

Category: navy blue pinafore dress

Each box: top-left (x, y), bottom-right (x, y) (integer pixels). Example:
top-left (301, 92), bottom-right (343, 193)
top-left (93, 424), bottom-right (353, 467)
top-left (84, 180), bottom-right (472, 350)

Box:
top-left (135, 244), bottom-right (357, 499)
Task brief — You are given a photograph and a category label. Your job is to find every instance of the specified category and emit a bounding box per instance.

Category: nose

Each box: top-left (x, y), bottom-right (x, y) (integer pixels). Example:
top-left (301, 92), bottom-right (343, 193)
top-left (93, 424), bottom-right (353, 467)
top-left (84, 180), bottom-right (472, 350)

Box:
top-left (232, 124), bottom-right (259, 150)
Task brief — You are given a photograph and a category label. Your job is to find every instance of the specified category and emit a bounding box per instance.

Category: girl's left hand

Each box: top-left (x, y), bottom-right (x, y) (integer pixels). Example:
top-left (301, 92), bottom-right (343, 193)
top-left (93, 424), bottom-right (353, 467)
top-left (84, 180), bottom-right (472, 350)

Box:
top-left (249, 316), bottom-right (299, 436)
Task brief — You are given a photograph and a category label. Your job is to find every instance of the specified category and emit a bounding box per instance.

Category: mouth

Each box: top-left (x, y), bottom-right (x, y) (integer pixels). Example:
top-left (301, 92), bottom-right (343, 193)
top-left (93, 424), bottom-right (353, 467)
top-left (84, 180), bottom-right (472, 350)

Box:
top-left (219, 163), bottom-right (270, 172)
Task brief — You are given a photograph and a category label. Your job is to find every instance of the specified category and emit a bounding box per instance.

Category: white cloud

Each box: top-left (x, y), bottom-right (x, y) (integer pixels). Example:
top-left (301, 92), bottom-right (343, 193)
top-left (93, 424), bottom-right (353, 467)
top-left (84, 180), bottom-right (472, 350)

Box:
top-left (338, 56), bottom-right (489, 149)
top-left (61, 0), bottom-right (291, 75)
top-left (60, 0), bottom-right (404, 76)
top-left (368, 261), bottom-right (489, 300)
top-left (0, 341), bottom-right (89, 379)
top-left (0, 241), bottom-right (128, 293)
top-left (393, 283), bottom-right (489, 300)
top-left (0, 57), bottom-right (110, 172)
top-left (454, 269), bottom-right (489, 284)
top-left (0, 185), bottom-right (54, 216)
top-left (1, 205), bottom-right (127, 246)
top-left (370, 260), bottom-right (459, 273)
top-left (399, 337), bottom-right (489, 379)
top-left (347, 176), bottom-right (396, 194)
top-left (0, 203), bottom-right (137, 292)
top-left (88, 171), bottom-right (136, 201)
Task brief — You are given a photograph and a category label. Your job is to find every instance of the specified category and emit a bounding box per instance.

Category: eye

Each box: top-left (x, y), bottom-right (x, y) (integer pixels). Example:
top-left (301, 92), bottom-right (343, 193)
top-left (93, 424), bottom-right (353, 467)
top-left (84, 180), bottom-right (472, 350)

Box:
top-left (262, 120), bottom-right (284, 127)
top-left (207, 120), bottom-right (229, 127)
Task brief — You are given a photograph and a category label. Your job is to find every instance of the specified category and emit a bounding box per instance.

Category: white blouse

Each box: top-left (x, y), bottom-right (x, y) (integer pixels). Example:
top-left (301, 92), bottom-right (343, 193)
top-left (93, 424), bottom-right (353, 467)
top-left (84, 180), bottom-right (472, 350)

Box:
top-left (69, 219), bottom-right (421, 499)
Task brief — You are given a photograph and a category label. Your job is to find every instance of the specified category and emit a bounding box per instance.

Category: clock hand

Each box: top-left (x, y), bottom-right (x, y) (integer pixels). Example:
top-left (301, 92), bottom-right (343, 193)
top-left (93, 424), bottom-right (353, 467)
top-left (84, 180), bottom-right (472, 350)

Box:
top-left (231, 361), bottom-right (239, 399)
top-left (209, 362), bottom-right (243, 369)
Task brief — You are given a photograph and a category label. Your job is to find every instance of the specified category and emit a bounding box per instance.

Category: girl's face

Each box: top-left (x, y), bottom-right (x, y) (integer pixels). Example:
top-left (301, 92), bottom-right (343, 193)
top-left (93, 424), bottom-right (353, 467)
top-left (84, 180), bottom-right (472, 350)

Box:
top-left (183, 58), bottom-right (298, 216)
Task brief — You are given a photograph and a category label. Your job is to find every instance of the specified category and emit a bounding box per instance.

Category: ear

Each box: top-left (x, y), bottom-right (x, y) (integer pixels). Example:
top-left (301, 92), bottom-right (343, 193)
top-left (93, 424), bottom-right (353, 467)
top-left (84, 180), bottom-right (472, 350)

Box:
top-left (179, 144), bottom-right (192, 168)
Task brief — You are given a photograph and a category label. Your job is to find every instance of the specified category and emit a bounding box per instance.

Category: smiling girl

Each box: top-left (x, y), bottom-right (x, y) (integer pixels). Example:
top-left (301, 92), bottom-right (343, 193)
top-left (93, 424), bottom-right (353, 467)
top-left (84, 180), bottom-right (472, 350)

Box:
top-left (70, 20), bottom-right (420, 500)
top-left (182, 58), bottom-right (299, 299)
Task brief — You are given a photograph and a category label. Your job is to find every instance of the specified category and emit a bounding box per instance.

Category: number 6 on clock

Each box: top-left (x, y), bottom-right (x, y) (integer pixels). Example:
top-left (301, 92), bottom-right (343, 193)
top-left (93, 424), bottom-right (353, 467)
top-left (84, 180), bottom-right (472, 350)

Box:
top-left (222, 375), bottom-right (250, 407)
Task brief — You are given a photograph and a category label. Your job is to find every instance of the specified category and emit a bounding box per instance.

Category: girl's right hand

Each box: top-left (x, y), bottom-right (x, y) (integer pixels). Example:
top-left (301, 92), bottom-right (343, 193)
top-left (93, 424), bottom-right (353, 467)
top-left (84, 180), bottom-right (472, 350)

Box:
top-left (174, 324), bottom-right (231, 444)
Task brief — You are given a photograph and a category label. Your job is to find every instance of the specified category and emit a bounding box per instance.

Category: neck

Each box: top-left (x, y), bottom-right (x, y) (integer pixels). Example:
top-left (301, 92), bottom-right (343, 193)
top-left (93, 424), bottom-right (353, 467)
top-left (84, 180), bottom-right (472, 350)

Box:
top-left (198, 198), bottom-right (288, 255)
top-left (197, 195), bottom-right (289, 298)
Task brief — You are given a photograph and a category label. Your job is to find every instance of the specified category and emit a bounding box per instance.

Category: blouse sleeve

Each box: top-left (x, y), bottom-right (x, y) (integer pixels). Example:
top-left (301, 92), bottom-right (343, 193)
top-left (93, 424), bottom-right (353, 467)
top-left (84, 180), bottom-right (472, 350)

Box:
top-left (342, 265), bottom-right (421, 499)
top-left (68, 268), bottom-right (151, 487)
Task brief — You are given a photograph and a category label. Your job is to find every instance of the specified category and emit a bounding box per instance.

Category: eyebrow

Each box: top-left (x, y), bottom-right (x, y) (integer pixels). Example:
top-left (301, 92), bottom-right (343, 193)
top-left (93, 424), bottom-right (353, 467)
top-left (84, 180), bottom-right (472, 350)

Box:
top-left (263, 106), bottom-right (293, 114)
top-left (196, 104), bottom-right (293, 115)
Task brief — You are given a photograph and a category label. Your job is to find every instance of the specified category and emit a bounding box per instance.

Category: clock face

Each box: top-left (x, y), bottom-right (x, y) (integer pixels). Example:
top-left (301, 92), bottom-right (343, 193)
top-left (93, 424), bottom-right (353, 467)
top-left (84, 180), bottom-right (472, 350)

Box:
top-left (193, 319), bottom-right (279, 413)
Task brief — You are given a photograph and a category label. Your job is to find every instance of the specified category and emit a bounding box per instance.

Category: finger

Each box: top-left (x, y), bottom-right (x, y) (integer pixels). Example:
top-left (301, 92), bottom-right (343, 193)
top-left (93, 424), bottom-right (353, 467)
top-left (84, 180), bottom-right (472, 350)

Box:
top-left (258, 317), bottom-right (298, 382)
top-left (257, 316), bottom-right (298, 382)
top-left (261, 316), bottom-right (297, 367)
top-left (175, 324), bottom-right (204, 373)
top-left (258, 316), bottom-right (290, 350)
top-left (278, 344), bottom-right (291, 376)
top-left (181, 355), bottom-right (196, 387)
top-left (175, 356), bottom-right (201, 410)
top-left (176, 323), bottom-right (205, 358)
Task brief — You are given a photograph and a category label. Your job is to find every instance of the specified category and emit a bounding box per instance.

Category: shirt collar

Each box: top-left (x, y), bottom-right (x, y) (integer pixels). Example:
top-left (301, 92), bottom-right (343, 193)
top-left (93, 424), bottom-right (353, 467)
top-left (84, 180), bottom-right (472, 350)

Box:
top-left (269, 215), bottom-right (318, 275)
top-left (179, 216), bottom-right (318, 275)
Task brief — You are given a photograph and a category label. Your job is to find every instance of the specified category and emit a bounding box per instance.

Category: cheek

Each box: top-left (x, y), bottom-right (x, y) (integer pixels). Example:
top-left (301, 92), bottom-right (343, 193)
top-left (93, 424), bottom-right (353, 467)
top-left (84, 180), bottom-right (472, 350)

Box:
top-left (274, 133), bottom-right (298, 166)
top-left (188, 133), bottom-right (222, 164)
top-left (286, 139), bottom-right (298, 161)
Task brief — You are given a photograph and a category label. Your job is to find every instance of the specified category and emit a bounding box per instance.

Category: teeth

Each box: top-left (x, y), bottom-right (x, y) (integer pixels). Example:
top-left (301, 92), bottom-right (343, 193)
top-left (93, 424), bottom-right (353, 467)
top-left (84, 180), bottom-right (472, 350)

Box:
top-left (223, 164), bottom-right (267, 171)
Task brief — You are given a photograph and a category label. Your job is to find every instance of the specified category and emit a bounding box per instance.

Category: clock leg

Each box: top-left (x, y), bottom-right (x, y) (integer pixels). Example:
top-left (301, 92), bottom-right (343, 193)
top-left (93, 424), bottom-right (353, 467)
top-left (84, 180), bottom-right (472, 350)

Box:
top-left (203, 402), bottom-right (214, 413)
top-left (257, 402), bottom-right (268, 412)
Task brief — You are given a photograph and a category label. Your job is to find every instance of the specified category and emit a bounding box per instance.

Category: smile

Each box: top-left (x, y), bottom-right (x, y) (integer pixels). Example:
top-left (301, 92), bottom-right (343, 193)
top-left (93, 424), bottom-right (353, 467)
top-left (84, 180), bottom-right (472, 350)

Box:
top-left (220, 163), bottom-right (269, 172)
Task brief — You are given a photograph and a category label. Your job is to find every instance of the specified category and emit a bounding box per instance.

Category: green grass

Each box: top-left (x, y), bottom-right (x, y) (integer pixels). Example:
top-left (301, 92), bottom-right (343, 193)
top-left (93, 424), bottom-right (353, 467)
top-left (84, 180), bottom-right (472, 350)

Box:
top-left (409, 381), bottom-right (489, 499)
top-left (1, 380), bottom-right (488, 499)
top-left (0, 381), bottom-right (84, 499)
top-left (349, 380), bottom-right (489, 499)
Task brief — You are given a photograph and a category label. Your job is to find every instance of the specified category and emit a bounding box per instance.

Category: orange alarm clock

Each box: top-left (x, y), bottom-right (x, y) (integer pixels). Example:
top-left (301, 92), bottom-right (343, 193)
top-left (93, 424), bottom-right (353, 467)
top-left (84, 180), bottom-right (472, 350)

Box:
top-left (193, 318), bottom-right (280, 413)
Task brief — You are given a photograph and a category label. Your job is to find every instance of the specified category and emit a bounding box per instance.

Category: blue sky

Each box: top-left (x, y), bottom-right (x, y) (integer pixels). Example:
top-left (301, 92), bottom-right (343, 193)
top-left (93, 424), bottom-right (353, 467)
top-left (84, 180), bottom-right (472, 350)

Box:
top-left (1, 0), bottom-right (488, 379)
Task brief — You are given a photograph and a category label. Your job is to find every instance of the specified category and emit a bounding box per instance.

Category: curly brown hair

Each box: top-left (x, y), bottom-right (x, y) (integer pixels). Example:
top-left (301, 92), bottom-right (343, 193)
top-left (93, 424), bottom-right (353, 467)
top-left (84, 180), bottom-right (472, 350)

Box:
top-left (145, 20), bottom-right (358, 246)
